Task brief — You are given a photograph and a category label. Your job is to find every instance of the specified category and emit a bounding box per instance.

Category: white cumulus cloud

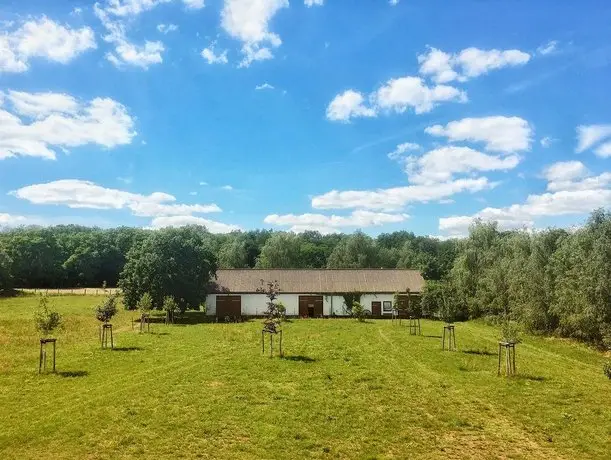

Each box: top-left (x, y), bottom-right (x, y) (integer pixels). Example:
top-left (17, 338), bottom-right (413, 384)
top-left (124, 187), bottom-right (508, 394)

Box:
top-left (575, 124), bottom-right (611, 153)
top-left (425, 116), bottom-right (532, 153)
top-left (0, 16), bottom-right (96, 73)
top-left (264, 210), bottom-right (408, 233)
top-left (221, 0), bottom-right (288, 67)
top-left (201, 43), bottom-right (229, 64)
top-left (0, 90), bottom-right (136, 160)
top-left (387, 142), bottom-right (420, 161)
top-left (325, 90), bottom-right (376, 122)
top-left (255, 82), bottom-right (274, 90)
top-left (157, 23), bottom-right (178, 34)
top-left (304, 0), bottom-right (324, 6)
top-left (418, 46), bottom-right (530, 83)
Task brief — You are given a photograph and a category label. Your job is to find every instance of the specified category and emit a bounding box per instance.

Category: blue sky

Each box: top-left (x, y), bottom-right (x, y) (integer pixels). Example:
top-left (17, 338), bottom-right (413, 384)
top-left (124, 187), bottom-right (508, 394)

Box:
top-left (1, 0), bottom-right (611, 237)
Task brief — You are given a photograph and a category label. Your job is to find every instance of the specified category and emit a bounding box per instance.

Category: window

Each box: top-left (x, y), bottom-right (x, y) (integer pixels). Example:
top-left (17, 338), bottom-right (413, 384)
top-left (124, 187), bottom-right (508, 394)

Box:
top-left (383, 301), bottom-right (392, 312)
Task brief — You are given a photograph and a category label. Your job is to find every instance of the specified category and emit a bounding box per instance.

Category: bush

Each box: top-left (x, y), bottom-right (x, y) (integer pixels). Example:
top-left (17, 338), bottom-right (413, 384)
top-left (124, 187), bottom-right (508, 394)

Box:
top-left (276, 301), bottom-right (286, 320)
top-left (604, 361), bottom-right (611, 380)
top-left (34, 295), bottom-right (61, 337)
top-left (352, 301), bottom-right (365, 322)
top-left (95, 294), bottom-right (119, 323)
top-left (137, 292), bottom-right (153, 313)
top-left (500, 320), bottom-right (522, 344)
top-left (163, 296), bottom-right (178, 313)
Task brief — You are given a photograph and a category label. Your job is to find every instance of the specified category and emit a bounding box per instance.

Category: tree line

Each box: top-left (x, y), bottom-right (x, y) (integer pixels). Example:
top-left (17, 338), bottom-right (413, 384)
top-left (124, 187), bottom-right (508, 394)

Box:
top-left (0, 226), bottom-right (456, 289)
top-left (1, 209), bottom-right (611, 348)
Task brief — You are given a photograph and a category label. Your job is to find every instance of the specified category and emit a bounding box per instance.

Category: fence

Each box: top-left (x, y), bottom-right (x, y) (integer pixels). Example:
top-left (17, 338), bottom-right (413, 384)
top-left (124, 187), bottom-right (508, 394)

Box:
top-left (18, 288), bottom-right (122, 296)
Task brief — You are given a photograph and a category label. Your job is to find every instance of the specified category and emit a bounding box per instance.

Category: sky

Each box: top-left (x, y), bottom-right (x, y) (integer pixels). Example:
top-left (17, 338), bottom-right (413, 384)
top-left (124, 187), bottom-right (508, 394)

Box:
top-left (1, 0), bottom-right (611, 238)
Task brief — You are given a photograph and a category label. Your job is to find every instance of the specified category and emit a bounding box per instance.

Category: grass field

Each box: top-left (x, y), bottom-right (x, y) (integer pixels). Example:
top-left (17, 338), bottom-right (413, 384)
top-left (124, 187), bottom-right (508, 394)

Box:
top-left (0, 295), bottom-right (609, 459)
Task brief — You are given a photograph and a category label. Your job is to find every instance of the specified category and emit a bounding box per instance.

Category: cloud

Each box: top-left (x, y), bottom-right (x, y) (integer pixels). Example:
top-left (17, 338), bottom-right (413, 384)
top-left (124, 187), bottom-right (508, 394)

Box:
top-left (264, 210), bottom-right (408, 233)
top-left (389, 0), bottom-right (399, 5)
top-left (157, 23), bottom-right (178, 34)
top-left (425, 116), bottom-right (532, 153)
top-left (418, 46), bottom-right (530, 83)
top-left (12, 179), bottom-right (222, 217)
top-left (537, 40), bottom-right (558, 56)
top-left (373, 76), bottom-right (467, 115)
top-left (405, 146), bottom-right (520, 185)
top-left (387, 142), bottom-right (420, 161)
top-left (149, 215), bottom-right (240, 232)
top-left (199, 181), bottom-right (208, 186)
top-left (221, 0), bottom-right (288, 67)
top-left (255, 83), bottom-right (274, 90)
top-left (201, 43), bottom-right (228, 64)
top-left (595, 141), bottom-right (611, 158)
top-left (325, 90), bottom-right (376, 122)
top-left (540, 136), bottom-right (556, 148)
top-left (311, 177), bottom-right (494, 211)
top-left (95, 2), bottom-right (165, 69)
top-left (221, 185), bottom-right (233, 190)
top-left (0, 90), bottom-right (136, 160)
top-left (0, 16), bottom-right (96, 73)
top-left (576, 124), bottom-right (611, 153)
top-left (440, 161), bottom-right (611, 236)
top-left (0, 213), bottom-right (27, 227)
top-left (304, 0), bottom-right (324, 6)
top-left (182, 0), bottom-right (205, 9)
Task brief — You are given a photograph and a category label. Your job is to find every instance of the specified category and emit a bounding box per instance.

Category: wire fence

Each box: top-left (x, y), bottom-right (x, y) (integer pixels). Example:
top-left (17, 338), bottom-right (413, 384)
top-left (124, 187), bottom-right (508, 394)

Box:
top-left (18, 288), bottom-right (122, 296)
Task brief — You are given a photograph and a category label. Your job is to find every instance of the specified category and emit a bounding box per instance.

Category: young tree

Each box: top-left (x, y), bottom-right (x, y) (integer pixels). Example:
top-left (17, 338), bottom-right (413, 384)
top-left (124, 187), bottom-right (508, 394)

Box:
top-left (163, 296), bottom-right (178, 324)
top-left (34, 295), bottom-right (62, 337)
top-left (95, 294), bottom-right (119, 323)
top-left (259, 280), bottom-right (283, 333)
top-left (119, 226), bottom-right (217, 310)
top-left (352, 301), bottom-right (365, 322)
top-left (137, 292), bottom-right (153, 313)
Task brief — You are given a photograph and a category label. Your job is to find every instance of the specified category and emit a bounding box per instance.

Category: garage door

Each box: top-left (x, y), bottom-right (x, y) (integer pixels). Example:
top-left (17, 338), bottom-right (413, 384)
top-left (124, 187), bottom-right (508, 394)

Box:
top-left (299, 295), bottom-right (323, 317)
top-left (216, 295), bottom-right (241, 317)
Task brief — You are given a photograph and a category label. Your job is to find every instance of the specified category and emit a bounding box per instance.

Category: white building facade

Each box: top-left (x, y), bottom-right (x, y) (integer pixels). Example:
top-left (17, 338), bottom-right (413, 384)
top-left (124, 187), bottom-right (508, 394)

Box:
top-left (206, 269), bottom-right (424, 318)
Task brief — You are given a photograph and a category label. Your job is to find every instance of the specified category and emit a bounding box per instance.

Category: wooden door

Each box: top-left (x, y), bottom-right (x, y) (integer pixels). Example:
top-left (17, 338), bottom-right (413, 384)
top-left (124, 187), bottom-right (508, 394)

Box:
top-left (371, 301), bottom-right (381, 316)
top-left (216, 295), bottom-right (241, 317)
top-left (299, 296), bottom-right (323, 317)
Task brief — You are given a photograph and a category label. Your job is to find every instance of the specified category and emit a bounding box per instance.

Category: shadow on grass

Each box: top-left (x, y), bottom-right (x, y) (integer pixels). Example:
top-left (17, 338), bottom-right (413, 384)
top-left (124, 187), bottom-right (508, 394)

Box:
top-left (148, 332), bottom-right (170, 336)
top-left (515, 374), bottom-right (547, 382)
top-left (57, 370), bottom-right (89, 378)
top-left (424, 335), bottom-right (443, 339)
top-left (463, 349), bottom-right (497, 356)
top-left (112, 346), bottom-right (143, 352)
top-left (281, 355), bottom-right (316, 363)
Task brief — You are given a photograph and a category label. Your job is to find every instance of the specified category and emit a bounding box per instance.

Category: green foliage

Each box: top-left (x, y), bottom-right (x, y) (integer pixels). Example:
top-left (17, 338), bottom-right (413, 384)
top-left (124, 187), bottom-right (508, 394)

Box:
top-left (119, 226), bottom-right (217, 310)
top-left (351, 301), bottom-right (365, 322)
top-left (162, 296), bottom-right (178, 313)
top-left (137, 292), bottom-right (153, 312)
top-left (604, 361), bottom-right (611, 380)
top-left (34, 295), bottom-right (61, 336)
top-left (0, 248), bottom-right (13, 293)
top-left (327, 231), bottom-right (377, 268)
top-left (276, 301), bottom-right (286, 320)
top-left (500, 320), bottom-right (522, 344)
top-left (341, 292), bottom-right (362, 314)
top-left (256, 232), bottom-right (303, 268)
top-left (95, 294), bottom-right (119, 323)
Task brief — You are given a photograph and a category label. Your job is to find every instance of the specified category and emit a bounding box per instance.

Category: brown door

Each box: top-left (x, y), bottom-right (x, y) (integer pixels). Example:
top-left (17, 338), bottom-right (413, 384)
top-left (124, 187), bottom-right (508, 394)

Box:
top-left (299, 295), bottom-right (323, 317)
top-left (216, 295), bottom-right (241, 317)
top-left (371, 301), bottom-right (381, 316)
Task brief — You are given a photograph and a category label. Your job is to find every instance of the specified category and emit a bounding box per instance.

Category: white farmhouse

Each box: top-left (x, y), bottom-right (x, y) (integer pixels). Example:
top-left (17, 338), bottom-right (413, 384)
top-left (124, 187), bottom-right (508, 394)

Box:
top-left (206, 269), bottom-right (425, 318)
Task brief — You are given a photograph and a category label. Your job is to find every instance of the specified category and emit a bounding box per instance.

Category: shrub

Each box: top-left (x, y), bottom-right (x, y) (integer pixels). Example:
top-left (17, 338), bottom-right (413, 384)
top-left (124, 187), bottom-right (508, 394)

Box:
top-left (500, 320), bottom-right (522, 344)
top-left (95, 294), bottom-right (119, 323)
top-left (604, 361), bottom-right (611, 380)
top-left (276, 301), bottom-right (286, 320)
top-left (352, 301), bottom-right (365, 322)
top-left (34, 295), bottom-right (61, 337)
top-left (163, 296), bottom-right (178, 313)
top-left (137, 292), bottom-right (153, 313)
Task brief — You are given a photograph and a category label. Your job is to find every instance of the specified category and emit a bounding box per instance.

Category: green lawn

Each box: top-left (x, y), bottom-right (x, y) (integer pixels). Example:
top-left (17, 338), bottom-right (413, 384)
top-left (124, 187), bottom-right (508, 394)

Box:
top-left (0, 295), bottom-right (609, 459)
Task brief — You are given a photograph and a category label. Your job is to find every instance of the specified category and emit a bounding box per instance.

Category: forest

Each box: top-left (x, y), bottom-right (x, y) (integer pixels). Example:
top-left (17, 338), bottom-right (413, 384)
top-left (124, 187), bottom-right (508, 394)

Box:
top-left (1, 209), bottom-right (610, 347)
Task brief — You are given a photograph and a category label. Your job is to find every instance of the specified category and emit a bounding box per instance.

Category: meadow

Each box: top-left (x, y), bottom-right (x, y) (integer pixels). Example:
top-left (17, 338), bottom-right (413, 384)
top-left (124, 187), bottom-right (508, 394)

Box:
top-left (0, 295), bottom-right (609, 459)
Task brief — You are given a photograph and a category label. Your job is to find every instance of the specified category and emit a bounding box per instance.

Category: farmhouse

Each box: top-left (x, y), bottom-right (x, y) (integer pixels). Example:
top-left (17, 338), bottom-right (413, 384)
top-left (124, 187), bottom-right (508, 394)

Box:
top-left (206, 269), bottom-right (425, 318)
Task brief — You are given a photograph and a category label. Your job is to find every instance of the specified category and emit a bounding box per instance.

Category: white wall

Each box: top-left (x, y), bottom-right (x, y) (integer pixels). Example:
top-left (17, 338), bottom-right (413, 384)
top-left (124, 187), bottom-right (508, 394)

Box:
top-left (207, 293), bottom-right (397, 316)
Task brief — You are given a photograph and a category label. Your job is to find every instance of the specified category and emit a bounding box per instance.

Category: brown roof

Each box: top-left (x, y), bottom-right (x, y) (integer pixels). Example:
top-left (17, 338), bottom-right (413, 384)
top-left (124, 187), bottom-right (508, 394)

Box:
top-left (210, 269), bottom-right (424, 294)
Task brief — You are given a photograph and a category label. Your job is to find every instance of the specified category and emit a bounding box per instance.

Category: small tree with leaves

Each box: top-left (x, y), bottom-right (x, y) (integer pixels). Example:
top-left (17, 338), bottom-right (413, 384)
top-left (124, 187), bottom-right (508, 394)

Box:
top-left (352, 301), bottom-right (365, 322)
top-left (163, 296), bottom-right (178, 324)
top-left (137, 292), bottom-right (153, 332)
top-left (95, 294), bottom-right (119, 323)
top-left (258, 280), bottom-right (282, 333)
top-left (35, 295), bottom-right (62, 337)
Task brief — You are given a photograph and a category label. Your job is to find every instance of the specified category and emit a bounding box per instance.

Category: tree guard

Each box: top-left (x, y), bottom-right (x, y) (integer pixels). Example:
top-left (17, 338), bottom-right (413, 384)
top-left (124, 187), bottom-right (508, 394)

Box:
top-left (498, 341), bottom-right (517, 376)
top-left (140, 313), bottom-right (150, 333)
top-left (100, 323), bottom-right (114, 349)
top-left (39, 338), bottom-right (56, 373)
top-left (408, 316), bottom-right (421, 335)
top-left (442, 324), bottom-right (456, 351)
